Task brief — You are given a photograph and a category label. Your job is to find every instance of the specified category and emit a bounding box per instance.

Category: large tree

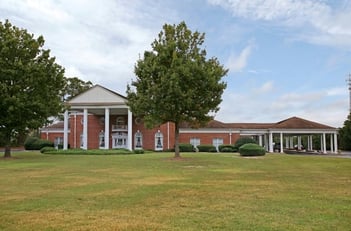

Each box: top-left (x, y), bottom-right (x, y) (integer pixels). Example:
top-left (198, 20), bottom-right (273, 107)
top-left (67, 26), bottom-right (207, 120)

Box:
top-left (127, 21), bottom-right (228, 158)
top-left (63, 77), bottom-right (93, 101)
top-left (338, 113), bottom-right (351, 151)
top-left (0, 20), bottom-right (66, 158)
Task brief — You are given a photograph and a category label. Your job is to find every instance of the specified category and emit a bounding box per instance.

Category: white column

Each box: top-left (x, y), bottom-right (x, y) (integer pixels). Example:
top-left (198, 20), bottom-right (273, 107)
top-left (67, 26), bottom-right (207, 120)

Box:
top-left (297, 136), bottom-right (302, 150)
top-left (330, 134), bottom-right (334, 153)
top-left (63, 110), bottom-right (69, 150)
top-left (269, 132), bottom-right (273, 152)
top-left (127, 109), bottom-right (133, 151)
top-left (334, 132), bottom-right (338, 154)
top-left (280, 133), bottom-right (283, 153)
top-left (83, 108), bottom-right (88, 150)
top-left (290, 137), bottom-right (294, 149)
top-left (104, 108), bottom-right (110, 149)
top-left (264, 134), bottom-right (268, 151)
top-left (259, 135), bottom-right (263, 146)
top-left (310, 136), bottom-right (313, 150)
top-left (285, 137), bottom-right (289, 149)
top-left (322, 133), bottom-right (326, 153)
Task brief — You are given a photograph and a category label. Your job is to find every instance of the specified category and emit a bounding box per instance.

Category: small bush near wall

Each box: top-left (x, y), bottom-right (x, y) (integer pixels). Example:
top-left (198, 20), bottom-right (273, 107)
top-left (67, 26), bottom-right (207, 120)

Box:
top-left (179, 143), bottom-right (194, 152)
top-left (235, 137), bottom-right (257, 149)
top-left (239, 143), bottom-right (266, 156)
top-left (197, 145), bottom-right (216, 152)
top-left (24, 137), bottom-right (54, 150)
top-left (219, 145), bottom-right (237, 152)
top-left (134, 149), bottom-right (144, 154)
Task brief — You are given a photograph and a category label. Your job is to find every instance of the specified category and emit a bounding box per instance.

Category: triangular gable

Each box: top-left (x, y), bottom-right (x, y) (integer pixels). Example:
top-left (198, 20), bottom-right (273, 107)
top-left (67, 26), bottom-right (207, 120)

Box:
top-left (273, 116), bottom-right (335, 129)
top-left (68, 85), bottom-right (127, 105)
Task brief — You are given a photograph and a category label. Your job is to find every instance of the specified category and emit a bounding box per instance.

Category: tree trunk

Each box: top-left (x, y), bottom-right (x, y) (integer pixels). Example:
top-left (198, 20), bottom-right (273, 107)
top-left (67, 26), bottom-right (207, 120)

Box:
top-left (174, 122), bottom-right (180, 158)
top-left (4, 145), bottom-right (11, 158)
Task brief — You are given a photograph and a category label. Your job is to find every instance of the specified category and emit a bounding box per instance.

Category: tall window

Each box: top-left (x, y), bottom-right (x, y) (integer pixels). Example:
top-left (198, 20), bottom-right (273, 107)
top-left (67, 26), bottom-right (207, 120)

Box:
top-left (99, 130), bottom-right (105, 148)
top-left (155, 130), bottom-right (163, 151)
top-left (80, 134), bottom-right (84, 148)
top-left (116, 117), bottom-right (125, 129)
top-left (212, 138), bottom-right (223, 152)
top-left (190, 138), bottom-right (200, 149)
top-left (54, 137), bottom-right (63, 148)
top-left (134, 130), bottom-right (143, 149)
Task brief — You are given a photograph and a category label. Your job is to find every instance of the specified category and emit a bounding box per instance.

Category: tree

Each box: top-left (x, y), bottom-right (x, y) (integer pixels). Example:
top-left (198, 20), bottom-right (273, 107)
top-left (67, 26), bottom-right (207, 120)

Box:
top-left (127, 21), bottom-right (228, 158)
top-left (0, 20), bottom-right (66, 158)
top-left (62, 77), bottom-right (93, 101)
top-left (338, 113), bottom-right (351, 151)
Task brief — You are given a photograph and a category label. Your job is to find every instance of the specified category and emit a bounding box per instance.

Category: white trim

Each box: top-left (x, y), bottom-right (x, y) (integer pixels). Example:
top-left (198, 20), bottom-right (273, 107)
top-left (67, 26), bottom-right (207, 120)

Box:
top-left (128, 109), bottom-right (132, 151)
top-left (63, 110), bottom-right (69, 150)
top-left (83, 108), bottom-right (88, 150)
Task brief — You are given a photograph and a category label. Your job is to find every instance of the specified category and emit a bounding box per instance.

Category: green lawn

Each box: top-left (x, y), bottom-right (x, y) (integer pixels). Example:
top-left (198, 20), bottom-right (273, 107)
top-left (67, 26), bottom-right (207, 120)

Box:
top-left (0, 152), bottom-right (350, 231)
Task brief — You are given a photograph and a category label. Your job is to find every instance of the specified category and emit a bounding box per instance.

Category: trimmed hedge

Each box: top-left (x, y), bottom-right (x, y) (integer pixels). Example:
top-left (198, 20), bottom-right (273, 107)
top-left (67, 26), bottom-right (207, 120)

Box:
top-left (24, 137), bottom-right (54, 150)
top-left (235, 137), bottom-right (257, 148)
top-left (218, 144), bottom-right (237, 152)
top-left (197, 145), bottom-right (216, 152)
top-left (134, 149), bottom-right (144, 154)
top-left (239, 143), bottom-right (266, 156)
top-left (179, 143), bottom-right (194, 152)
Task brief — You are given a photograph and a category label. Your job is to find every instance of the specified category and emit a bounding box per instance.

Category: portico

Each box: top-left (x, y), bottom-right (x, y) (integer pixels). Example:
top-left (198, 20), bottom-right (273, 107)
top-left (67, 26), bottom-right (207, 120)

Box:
top-left (62, 85), bottom-right (133, 150)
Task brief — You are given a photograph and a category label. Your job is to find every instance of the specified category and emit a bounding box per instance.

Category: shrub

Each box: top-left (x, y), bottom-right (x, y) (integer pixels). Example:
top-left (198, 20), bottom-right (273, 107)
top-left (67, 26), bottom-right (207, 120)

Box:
top-left (197, 144), bottom-right (216, 152)
top-left (179, 143), bottom-right (194, 152)
top-left (218, 145), bottom-right (237, 152)
top-left (235, 137), bottom-right (257, 149)
top-left (239, 143), bottom-right (266, 156)
top-left (134, 149), bottom-right (144, 154)
top-left (40, 146), bottom-right (56, 153)
top-left (24, 137), bottom-right (54, 150)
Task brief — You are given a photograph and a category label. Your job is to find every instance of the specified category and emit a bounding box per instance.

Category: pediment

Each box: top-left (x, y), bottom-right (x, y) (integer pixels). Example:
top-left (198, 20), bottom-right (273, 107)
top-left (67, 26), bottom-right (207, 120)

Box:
top-left (68, 85), bottom-right (127, 105)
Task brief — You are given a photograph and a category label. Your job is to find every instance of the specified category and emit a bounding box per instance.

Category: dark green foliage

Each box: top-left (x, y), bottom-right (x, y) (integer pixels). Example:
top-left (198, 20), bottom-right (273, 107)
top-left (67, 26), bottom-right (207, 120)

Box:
top-left (235, 137), bottom-right (257, 148)
top-left (179, 143), bottom-right (194, 152)
top-left (239, 143), bottom-right (266, 156)
top-left (24, 137), bottom-right (54, 150)
top-left (339, 113), bottom-right (351, 151)
top-left (134, 149), bottom-right (145, 154)
top-left (40, 146), bottom-right (56, 153)
top-left (126, 21), bottom-right (228, 158)
top-left (0, 20), bottom-right (66, 157)
top-left (197, 144), bottom-right (216, 152)
top-left (219, 144), bottom-right (237, 152)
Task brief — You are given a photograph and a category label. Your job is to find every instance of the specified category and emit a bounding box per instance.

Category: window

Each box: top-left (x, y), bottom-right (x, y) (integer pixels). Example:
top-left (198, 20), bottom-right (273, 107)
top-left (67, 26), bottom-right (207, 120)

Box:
top-left (134, 130), bottom-right (143, 149)
top-left (190, 138), bottom-right (200, 148)
top-left (212, 138), bottom-right (223, 151)
top-left (116, 117), bottom-right (125, 128)
top-left (80, 134), bottom-right (84, 148)
top-left (99, 130), bottom-right (105, 148)
top-left (54, 137), bottom-right (63, 148)
top-left (154, 130), bottom-right (163, 151)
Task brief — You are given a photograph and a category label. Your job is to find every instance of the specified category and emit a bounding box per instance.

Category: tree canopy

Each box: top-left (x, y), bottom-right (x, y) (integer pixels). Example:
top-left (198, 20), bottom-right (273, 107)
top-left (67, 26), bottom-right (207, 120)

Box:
top-left (0, 20), bottom-right (66, 157)
top-left (63, 77), bottom-right (93, 101)
top-left (338, 113), bottom-right (351, 151)
top-left (127, 21), bottom-right (228, 157)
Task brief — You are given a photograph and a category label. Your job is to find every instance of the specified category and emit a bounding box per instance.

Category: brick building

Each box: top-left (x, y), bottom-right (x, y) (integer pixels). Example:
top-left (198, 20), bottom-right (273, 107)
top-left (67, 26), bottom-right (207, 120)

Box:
top-left (40, 85), bottom-right (339, 153)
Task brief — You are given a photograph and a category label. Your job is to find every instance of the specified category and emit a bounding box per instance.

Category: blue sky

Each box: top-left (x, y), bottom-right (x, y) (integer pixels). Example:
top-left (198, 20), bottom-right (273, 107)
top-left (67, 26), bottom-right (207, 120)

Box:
top-left (1, 0), bottom-right (350, 127)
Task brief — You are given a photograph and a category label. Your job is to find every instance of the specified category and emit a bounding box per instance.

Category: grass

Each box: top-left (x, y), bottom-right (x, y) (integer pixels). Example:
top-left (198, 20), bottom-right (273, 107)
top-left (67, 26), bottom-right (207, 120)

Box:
top-left (0, 152), bottom-right (350, 231)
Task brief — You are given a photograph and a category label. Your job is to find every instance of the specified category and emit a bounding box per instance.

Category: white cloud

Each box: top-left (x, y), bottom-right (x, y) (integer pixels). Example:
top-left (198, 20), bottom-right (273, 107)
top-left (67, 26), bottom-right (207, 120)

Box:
top-left (256, 81), bottom-right (274, 94)
top-left (208, 0), bottom-right (351, 48)
top-left (226, 43), bottom-right (254, 72)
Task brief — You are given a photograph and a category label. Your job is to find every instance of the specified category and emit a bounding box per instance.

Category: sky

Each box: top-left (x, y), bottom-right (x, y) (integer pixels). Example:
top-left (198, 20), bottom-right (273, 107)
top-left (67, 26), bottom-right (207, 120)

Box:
top-left (1, 0), bottom-right (351, 127)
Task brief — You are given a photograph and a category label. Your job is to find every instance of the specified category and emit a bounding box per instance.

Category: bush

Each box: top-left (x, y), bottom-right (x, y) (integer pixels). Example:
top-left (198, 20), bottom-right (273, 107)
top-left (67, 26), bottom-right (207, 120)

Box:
top-left (235, 137), bottom-right (257, 149)
top-left (134, 149), bottom-right (144, 154)
top-left (197, 145), bottom-right (216, 152)
top-left (218, 145), bottom-right (237, 152)
top-left (24, 137), bottom-right (54, 150)
top-left (179, 143), bottom-right (194, 152)
top-left (40, 146), bottom-right (56, 153)
top-left (239, 143), bottom-right (266, 156)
